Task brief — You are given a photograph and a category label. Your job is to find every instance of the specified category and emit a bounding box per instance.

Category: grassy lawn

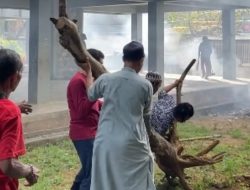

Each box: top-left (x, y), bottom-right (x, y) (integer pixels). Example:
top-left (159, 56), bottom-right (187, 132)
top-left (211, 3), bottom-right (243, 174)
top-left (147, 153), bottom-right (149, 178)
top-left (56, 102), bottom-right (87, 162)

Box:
top-left (20, 120), bottom-right (250, 190)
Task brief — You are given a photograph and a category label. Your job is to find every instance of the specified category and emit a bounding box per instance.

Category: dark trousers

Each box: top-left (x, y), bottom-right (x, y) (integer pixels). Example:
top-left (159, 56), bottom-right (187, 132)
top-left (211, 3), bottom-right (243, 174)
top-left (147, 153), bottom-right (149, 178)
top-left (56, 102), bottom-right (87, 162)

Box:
top-left (201, 56), bottom-right (212, 77)
top-left (71, 139), bottom-right (94, 190)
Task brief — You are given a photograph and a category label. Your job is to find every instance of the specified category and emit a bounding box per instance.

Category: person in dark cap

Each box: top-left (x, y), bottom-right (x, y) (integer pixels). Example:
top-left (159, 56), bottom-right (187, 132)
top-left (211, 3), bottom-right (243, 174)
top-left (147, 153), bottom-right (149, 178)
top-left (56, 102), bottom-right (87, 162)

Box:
top-left (85, 41), bottom-right (156, 190)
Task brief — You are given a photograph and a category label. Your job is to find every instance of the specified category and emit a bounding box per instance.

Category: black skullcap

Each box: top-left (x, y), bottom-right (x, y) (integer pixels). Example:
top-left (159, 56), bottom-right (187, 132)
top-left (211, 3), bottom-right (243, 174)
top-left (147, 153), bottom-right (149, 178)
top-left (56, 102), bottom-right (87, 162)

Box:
top-left (123, 41), bottom-right (145, 62)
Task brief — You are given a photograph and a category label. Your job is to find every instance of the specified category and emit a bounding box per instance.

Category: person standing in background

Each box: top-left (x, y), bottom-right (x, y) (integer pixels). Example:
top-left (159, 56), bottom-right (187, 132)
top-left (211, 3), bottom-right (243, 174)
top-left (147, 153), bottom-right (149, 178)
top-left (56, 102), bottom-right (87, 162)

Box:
top-left (198, 36), bottom-right (213, 79)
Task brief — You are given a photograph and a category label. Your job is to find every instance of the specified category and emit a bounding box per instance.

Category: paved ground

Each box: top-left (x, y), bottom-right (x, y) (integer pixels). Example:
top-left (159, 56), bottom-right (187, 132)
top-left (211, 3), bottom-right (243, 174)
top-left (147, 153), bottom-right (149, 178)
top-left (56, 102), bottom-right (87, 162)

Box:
top-left (19, 73), bottom-right (249, 144)
top-left (10, 72), bottom-right (250, 115)
top-left (163, 74), bottom-right (249, 92)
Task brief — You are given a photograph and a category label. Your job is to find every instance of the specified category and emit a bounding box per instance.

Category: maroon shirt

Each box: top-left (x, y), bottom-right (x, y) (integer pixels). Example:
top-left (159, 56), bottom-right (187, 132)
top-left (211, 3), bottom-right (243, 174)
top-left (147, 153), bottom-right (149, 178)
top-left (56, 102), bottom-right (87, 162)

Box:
top-left (67, 72), bottom-right (102, 140)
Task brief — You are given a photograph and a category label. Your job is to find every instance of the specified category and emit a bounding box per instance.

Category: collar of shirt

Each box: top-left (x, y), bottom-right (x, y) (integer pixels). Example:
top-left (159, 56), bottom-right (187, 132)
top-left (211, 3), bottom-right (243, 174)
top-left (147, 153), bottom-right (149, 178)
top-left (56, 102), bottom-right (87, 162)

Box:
top-left (122, 67), bottom-right (136, 73)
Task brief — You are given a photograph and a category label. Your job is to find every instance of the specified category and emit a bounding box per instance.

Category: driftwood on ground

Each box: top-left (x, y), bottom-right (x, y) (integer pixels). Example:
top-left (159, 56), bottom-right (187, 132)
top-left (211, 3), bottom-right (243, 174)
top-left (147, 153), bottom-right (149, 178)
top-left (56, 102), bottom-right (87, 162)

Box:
top-left (180, 134), bottom-right (222, 142)
top-left (50, 0), bottom-right (107, 79)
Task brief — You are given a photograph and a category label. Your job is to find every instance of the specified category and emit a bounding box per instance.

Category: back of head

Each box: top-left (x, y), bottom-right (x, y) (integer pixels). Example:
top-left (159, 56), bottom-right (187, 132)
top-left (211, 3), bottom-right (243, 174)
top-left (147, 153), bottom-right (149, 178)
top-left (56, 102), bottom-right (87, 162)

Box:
top-left (202, 36), bottom-right (208, 42)
top-left (173, 102), bottom-right (194, 122)
top-left (87, 48), bottom-right (104, 63)
top-left (146, 71), bottom-right (162, 94)
top-left (123, 41), bottom-right (145, 62)
top-left (0, 49), bottom-right (22, 84)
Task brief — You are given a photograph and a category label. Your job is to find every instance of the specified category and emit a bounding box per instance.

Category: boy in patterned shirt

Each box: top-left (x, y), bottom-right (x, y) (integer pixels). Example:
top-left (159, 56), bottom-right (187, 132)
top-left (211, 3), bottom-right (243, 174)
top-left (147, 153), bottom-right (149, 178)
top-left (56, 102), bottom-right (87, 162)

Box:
top-left (145, 72), bottom-right (194, 137)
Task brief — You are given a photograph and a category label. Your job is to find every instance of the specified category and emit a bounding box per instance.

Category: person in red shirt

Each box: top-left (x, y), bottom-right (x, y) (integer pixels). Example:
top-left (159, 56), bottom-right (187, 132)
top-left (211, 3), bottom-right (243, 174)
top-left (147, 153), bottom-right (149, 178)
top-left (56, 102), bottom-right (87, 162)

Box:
top-left (67, 49), bottom-right (104, 190)
top-left (0, 49), bottom-right (39, 190)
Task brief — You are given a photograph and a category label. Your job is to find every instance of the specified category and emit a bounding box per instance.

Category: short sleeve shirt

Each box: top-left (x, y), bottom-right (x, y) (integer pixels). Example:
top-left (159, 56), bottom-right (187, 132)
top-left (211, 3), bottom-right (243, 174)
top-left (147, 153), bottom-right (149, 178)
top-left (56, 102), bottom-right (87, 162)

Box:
top-left (0, 99), bottom-right (26, 190)
top-left (150, 90), bottom-right (176, 134)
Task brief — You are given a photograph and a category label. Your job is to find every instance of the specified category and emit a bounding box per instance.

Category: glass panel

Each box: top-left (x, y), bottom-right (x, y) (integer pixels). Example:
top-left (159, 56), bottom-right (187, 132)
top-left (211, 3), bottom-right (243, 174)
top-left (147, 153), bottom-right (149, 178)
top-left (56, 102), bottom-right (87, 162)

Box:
top-left (84, 13), bottom-right (131, 72)
top-left (0, 8), bottom-right (29, 101)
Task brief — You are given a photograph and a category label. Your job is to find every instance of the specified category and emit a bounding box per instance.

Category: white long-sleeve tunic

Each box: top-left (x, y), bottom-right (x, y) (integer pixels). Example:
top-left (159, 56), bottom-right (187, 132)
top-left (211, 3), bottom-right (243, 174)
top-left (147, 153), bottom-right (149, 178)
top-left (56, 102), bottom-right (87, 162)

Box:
top-left (88, 67), bottom-right (156, 190)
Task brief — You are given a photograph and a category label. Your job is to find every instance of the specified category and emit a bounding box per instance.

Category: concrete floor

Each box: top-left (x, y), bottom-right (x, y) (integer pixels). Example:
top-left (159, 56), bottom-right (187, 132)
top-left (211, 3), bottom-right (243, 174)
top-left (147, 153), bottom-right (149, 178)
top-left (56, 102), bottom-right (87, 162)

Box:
top-left (20, 73), bottom-right (250, 116)
top-left (20, 73), bottom-right (250, 144)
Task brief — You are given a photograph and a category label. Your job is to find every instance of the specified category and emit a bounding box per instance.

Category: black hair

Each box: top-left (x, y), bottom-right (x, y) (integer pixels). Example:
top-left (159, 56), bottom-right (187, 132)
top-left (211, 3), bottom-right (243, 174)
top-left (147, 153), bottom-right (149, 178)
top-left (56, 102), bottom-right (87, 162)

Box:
top-left (173, 102), bottom-right (194, 122)
top-left (122, 41), bottom-right (145, 62)
top-left (87, 48), bottom-right (104, 63)
top-left (0, 49), bottom-right (22, 84)
top-left (145, 71), bottom-right (162, 94)
top-left (202, 36), bottom-right (208, 41)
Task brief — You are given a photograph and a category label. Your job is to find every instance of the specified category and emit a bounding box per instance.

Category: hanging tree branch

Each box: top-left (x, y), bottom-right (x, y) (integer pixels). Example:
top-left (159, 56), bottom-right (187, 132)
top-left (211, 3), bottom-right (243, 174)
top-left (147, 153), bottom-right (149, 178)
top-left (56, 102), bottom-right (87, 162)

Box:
top-left (59, 0), bottom-right (68, 17)
top-left (50, 0), bottom-right (107, 79)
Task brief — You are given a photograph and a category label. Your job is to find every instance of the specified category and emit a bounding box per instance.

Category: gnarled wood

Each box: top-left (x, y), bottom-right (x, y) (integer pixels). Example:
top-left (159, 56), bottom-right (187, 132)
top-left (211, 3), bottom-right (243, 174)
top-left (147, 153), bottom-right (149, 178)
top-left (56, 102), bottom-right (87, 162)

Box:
top-left (50, 0), bottom-right (107, 79)
top-left (145, 59), bottom-right (225, 190)
top-left (59, 0), bottom-right (68, 17)
top-left (176, 59), bottom-right (196, 104)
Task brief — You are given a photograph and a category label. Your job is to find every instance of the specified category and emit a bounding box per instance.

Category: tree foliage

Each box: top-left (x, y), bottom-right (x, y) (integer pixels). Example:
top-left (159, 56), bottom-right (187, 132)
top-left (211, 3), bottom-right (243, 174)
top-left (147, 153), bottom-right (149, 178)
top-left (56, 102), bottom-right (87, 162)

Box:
top-left (0, 37), bottom-right (26, 62)
top-left (165, 9), bottom-right (250, 38)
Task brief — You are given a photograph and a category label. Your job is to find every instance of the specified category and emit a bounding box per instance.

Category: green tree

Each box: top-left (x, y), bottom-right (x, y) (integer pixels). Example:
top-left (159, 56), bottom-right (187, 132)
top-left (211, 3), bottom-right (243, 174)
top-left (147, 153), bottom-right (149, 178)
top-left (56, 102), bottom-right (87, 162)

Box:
top-left (165, 9), bottom-right (250, 38)
top-left (0, 37), bottom-right (26, 61)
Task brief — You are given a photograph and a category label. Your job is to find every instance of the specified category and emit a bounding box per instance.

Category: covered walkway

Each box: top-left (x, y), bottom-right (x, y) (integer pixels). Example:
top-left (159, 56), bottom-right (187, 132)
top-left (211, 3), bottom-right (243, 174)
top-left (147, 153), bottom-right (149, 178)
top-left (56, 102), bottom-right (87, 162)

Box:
top-left (1, 0), bottom-right (250, 103)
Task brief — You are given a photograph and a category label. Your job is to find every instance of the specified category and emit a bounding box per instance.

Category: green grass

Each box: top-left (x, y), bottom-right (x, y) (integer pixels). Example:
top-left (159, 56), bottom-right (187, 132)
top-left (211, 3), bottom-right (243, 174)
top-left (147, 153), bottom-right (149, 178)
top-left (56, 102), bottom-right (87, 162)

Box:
top-left (19, 122), bottom-right (250, 190)
top-left (177, 122), bottom-right (212, 138)
top-left (229, 129), bottom-right (245, 139)
top-left (20, 141), bottom-right (79, 190)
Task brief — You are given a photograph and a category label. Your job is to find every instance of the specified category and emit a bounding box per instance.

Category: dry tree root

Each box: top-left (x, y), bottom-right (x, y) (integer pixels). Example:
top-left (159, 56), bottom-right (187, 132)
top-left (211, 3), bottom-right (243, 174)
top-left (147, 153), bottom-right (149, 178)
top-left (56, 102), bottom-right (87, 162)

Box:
top-left (145, 59), bottom-right (225, 190)
top-left (50, 0), bottom-right (107, 79)
top-left (147, 126), bottom-right (224, 190)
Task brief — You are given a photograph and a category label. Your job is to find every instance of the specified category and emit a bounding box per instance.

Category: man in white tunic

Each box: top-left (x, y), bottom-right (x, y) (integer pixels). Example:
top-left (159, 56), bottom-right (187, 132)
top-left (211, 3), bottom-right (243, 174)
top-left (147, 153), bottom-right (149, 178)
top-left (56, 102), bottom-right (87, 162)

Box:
top-left (87, 41), bottom-right (155, 190)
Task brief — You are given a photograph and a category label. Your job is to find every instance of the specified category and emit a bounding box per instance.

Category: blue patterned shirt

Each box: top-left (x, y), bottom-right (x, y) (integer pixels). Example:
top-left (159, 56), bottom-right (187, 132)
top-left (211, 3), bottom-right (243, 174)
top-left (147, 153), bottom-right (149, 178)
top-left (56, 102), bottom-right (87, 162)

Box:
top-left (150, 90), bottom-right (176, 134)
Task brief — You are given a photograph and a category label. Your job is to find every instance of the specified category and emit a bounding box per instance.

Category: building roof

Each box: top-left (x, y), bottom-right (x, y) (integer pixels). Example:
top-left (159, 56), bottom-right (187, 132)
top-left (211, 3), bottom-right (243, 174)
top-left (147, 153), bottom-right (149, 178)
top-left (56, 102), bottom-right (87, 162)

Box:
top-left (1, 0), bottom-right (250, 12)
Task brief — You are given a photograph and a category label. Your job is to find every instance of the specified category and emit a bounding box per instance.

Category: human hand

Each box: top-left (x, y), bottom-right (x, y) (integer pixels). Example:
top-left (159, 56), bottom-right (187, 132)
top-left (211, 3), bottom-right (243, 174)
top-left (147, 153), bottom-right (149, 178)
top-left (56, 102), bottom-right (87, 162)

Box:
top-left (174, 79), bottom-right (181, 87)
top-left (82, 57), bottom-right (94, 88)
top-left (24, 165), bottom-right (39, 186)
top-left (18, 101), bottom-right (32, 114)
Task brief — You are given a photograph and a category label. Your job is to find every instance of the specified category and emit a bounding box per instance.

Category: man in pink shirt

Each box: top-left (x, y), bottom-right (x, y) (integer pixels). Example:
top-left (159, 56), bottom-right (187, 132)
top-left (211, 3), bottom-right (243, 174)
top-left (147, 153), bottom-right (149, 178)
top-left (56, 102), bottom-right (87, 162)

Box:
top-left (67, 49), bottom-right (104, 190)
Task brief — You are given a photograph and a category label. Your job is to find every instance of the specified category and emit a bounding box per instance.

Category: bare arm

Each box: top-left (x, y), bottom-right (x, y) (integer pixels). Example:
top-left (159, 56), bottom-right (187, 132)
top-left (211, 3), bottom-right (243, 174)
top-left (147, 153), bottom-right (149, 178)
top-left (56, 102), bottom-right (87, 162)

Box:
top-left (198, 44), bottom-right (201, 58)
top-left (0, 117), bottom-right (39, 186)
top-left (0, 158), bottom-right (39, 186)
top-left (163, 80), bottom-right (181, 93)
top-left (0, 158), bottom-right (30, 178)
top-left (82, 58), bottom-right (94, 90)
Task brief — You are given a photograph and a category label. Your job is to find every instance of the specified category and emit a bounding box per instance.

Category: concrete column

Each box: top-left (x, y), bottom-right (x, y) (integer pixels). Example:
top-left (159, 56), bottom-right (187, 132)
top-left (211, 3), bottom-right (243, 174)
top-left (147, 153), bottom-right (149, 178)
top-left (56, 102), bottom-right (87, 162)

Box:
top-left (148, 1), bottom-right (164, 80)
top-left (28, 0), bottom-right (54, 103)
top-left (222, 8), bottom-right (236, 80)
top-left (131, 13), bottom-right (142, 42)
